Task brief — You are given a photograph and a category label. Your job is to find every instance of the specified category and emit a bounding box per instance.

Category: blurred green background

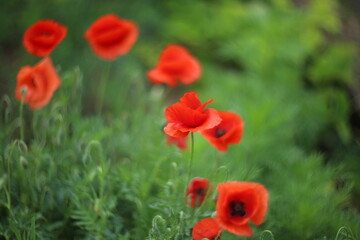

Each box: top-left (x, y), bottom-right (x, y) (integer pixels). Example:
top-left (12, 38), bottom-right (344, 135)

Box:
top-left (1, 0), bottom-right (360, 239)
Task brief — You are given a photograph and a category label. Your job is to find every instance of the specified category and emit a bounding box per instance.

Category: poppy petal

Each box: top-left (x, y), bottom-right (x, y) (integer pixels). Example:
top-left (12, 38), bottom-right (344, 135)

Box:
top-left (179, 91), bottom-right (202, 109)
top-left (84, 14), bottom-right (138, 60)
top-left (147, 45), bottom-right (201, 87)
top-left (164, 123), bottom-right (189, 138)
top-left (186, 178), bottom-right (210, 207)
top-left (23, 20), bottom-right (67, 57)
top-left (177, 59), bottom-right (202, 85)
top-left (250, 185), bottom-right (269, 225)
top-left (192, 218), bottom-right (222, 240)
top-left (165, 102), bottom-right (208, 128)
top-left (216, 182), bottom-right (269, 237)
top-left (169, 108), bottom-right (221, 134)
top-left (160, 45), bottom-right (188, 62)
top-left (147, 68), bottom-right (177, 87)
top-left (164, 92), bottom-right (220, 136)
top-left (224, 222), bottom-right (253, 237)
top-left (15, 57), bottom-right (61, 110)
top-left (201, 111), bottom-right (244, 152)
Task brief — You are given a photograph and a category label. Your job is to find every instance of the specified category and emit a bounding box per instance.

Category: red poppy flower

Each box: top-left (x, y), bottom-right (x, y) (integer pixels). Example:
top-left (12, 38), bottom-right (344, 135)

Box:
top-left (84, 14), bottom-right (139, 60)
top-left (216, 182), bottom-right (268, 237)
top-left (186, 178), bottom-right (210, 208)
top-left (23, 20), bottom-right (67, 57)
top-left (147, 45), bottom-right (202, 87)
top-left (192, 218), bottom-right (222, 240)
top-left (201, 111), bottom-right (244, 152)
top-left (167, 135), bottom-right (187, 150)
top-left (164, 92), bottom-right (222, 138)
top-left (15, 57), bottom-right (61, 110)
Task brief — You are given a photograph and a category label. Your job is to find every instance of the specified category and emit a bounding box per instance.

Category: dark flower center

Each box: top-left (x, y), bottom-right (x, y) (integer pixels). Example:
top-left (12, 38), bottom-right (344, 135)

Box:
top-left (215, 128), bottom-right (226, 138)
top-left (195, 187), bottom-right (205, 195)
top-left (229, 201), bottom-right (246, 217)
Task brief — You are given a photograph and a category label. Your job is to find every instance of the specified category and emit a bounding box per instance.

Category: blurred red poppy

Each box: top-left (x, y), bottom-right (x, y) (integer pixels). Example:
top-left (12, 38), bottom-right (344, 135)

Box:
top-left (186, 178), bottom-right (210, 208)
top-left (23, 20), bottom-right (67, 57)
top-left (201, 111), bottom-right (244, 151)
top-left (167, 135), bottom-right (187, 150)
top-left (84, 14), bottom-right (139, 60)
top-left (147, 45), bottom-right (201, 87)
top-left (164, 92), bottom-right (221, 138)
top-left (192, 218), bottom-right (222, 240)
top-left (216, 182), bottom-right (268, 237)
top-left (15, 57), bottom-right (61, 110)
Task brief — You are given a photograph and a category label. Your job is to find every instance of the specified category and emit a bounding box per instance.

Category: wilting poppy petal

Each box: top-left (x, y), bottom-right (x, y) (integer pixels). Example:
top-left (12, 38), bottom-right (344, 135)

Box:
top-left (85, 14), bottom-right (139, 60)
top-left (201, 111), bottom-right (244, 151)
top-left (216, 182), bottom-right (268, 237)
top-left (164, 92), bottom-right (221, 137)
top-left (192, 218), bottom-right (222, 240)
top-left (167, 135), bottom-right (187, 150)
top-left (147, 44), bottom-right (201, 87)
top-left (23, 20), bottom-right (67, 57)
top-left (15, 57), bottom-right (61, 110)
top-left (186, 178), bottom-right (210, 208)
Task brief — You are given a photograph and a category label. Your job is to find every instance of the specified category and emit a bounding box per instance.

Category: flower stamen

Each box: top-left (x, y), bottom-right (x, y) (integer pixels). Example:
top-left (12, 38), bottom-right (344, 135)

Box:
top-left (230, 201), bottom-right (246, 217)
top-left (195, 187), bottom-right (205, 195)
top-left (215, 128), bottom-right (226, 138)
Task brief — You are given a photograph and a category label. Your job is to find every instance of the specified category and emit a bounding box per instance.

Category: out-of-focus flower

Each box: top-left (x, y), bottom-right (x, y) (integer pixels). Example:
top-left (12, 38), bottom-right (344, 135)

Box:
top-left (186, 177), bottom-right (210, 208)
top-left (23, 20), bottom-right (67, 57)
top-left (84, 14), bottom-right (139, 60)
top-left (164, 91), bottom-right (221, 138)
top-left (148, 44), bottom-right (201, 87)
top-left (201, 111), bottom-right (244, 151)
top-left (216, 181), bottom-right (268, 237)
top-left (15, 57), bottom-right (61, 110)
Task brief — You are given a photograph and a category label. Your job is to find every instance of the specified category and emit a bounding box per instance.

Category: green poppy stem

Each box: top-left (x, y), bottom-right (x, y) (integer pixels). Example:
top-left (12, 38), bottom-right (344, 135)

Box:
top-left (19, 93), bottom-right (25, 142)
top-left (6, 142), bottom-right (16, 214)
top-left (7, 151), bottom-right (11, 211)
top-left (187, 132), bottom-right (195, 183)
top-left (97, 62), bottom-right (112, 114)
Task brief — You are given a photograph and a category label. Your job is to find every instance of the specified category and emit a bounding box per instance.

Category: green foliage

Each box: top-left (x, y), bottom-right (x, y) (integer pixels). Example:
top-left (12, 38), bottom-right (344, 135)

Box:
top-left (335, 226), bottom-right (356, 240)
top-left (259, 230), bottom-right (275, 240)
top-left (309, 43), bottom-right (357, 86)
top-left (0, 0), bottom-right (360, 239)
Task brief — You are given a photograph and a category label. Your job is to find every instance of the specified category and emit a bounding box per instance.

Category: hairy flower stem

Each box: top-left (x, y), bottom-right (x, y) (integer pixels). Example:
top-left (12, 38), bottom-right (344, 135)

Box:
top-left (97, 62), bottom-right (112, 114)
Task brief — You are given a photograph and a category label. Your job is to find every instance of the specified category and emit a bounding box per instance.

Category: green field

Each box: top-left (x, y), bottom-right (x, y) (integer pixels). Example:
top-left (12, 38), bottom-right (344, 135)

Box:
top-left (0, 0), bottom-right (359, 239)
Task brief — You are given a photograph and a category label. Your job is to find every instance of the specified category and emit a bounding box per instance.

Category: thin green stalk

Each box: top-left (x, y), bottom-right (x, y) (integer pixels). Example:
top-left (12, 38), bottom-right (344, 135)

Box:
top-left (97, 62), bottom-right (112, 114)
top-left (97, 142), bottom-right (107, 237)
top-left (214, 147), bottom-right (220, 170)
top-left (6, 142), bottom-right (16, 214)
top-left (187, 132), bottom-right (195, 183)
top-left (185, 132), bottom-right (195, 218)
top-left (7, 152), bottom-right (11, 211)
top-left (19, 95), bottom-right (25, 141)
top-left (184, 132), bottom-right (195, 209)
